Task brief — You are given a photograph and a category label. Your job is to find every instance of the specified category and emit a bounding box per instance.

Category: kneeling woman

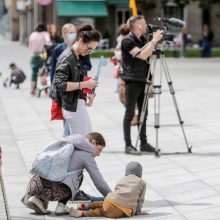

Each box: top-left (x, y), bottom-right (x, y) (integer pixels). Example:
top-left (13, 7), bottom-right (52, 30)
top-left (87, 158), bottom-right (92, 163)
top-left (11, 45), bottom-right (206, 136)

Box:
top-left (22, 132), bottom-right (111, 215)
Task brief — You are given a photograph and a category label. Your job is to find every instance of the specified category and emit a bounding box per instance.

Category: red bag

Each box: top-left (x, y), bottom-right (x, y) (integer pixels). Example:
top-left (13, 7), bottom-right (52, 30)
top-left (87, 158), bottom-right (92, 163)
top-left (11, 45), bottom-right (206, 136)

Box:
top-left (82, 76), bottom-right (92, 94)
top-left (50, 100), bottom-right (64, 120)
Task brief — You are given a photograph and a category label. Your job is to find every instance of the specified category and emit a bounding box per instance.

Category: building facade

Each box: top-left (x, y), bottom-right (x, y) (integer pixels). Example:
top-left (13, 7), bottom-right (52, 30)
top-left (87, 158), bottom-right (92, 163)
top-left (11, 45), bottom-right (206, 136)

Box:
top-left (1, 0), bottom-right (220, 47)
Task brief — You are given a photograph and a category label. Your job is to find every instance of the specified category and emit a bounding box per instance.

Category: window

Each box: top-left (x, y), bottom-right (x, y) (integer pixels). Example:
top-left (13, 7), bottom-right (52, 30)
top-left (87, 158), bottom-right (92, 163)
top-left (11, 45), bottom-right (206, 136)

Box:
top-left (164, 5), bottom-right (184, 20)
top-left (116, 8), bottom-right (130, 27)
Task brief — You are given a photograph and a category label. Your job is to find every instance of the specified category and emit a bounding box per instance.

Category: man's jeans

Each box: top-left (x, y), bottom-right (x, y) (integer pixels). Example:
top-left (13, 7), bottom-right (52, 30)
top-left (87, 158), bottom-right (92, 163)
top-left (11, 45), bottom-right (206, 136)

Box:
top-left (123, 81), bottom-right (148, 146)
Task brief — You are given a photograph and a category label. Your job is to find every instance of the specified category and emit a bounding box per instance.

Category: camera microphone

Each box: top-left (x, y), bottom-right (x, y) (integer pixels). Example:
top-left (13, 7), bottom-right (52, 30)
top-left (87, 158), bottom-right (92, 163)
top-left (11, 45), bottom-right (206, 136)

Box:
top-left (156, 17), bottom-right (185, 28)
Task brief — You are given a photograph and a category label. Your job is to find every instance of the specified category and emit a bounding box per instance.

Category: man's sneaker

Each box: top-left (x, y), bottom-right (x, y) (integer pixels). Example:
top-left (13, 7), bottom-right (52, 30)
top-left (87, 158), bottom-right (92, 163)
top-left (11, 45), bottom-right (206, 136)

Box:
top-left (74, 190), bottom-right (91, 201)
top-left (55, 202), bottom-right (70, 216)
top-left (27, 196), bottom-right (50, 215)
top-left (140, 143), bottom-right (160, 153)
top-left (125, 145), bottom-right (141, 155)
top-left (69, 207), bottom-right (83, 217)
top-left (90, 196), bottom-right (104, 202)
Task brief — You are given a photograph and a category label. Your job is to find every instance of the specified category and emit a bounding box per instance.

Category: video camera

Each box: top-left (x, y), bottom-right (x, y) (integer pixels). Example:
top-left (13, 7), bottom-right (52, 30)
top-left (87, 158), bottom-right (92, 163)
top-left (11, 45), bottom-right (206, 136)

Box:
top-left (147, 17), bottom-right (185, 43)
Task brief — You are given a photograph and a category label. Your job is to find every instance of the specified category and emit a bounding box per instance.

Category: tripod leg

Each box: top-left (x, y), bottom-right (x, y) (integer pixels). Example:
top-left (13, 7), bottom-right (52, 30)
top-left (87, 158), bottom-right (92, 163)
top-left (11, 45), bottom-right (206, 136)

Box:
top-left (154, 84), bottom-right (162, 156)
top-left (161, 55), bottom-right (192, 153)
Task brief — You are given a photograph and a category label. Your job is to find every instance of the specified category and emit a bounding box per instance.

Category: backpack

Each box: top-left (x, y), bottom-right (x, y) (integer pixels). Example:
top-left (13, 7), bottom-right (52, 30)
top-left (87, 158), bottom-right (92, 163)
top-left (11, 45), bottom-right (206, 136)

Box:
top-left (30, 140), bottom-right (81, 182)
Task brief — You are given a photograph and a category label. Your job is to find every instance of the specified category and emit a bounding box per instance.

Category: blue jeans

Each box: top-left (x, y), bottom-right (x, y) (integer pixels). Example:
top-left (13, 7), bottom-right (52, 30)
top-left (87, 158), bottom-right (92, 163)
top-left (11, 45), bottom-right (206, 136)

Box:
top-left (63, 119), bottom-right (70, 137)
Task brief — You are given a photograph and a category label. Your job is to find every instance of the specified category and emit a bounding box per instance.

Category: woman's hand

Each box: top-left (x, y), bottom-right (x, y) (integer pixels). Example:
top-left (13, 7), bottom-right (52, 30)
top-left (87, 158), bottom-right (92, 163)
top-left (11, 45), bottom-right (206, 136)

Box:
top-left (86, 93), bottom-right (96, 107)
top-left (81, 78), bottom-right (99, 90)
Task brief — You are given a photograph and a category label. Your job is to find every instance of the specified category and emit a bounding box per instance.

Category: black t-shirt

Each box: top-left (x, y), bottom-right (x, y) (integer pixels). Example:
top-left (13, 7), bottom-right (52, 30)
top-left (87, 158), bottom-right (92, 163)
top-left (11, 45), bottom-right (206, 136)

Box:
top-left (121, 32), bottom-right (150, 83)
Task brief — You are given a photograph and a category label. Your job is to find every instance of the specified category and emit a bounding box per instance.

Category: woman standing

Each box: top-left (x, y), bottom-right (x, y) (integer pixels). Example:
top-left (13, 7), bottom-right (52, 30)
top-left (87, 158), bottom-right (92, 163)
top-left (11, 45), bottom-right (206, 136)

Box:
top-left (201, 24), bottom-right (214, 58)
top-left (50, 23), bottom-right (77, 83)
top-left (51, 24), bottom-right (101, 136)
top-left (29, 23), bottom-right (51, 95)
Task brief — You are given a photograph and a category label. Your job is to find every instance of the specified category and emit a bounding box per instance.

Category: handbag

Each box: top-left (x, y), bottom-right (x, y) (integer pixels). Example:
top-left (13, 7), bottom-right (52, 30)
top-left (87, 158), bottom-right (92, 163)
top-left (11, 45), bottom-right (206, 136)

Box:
top-left (50, 100), bottom-right (64, 120)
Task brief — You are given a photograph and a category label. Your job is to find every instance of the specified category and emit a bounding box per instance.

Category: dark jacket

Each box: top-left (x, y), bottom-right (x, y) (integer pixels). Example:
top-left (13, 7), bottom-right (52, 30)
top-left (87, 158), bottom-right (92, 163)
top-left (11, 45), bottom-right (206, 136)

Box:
top-left (50, 47), bottom-right (86, 112)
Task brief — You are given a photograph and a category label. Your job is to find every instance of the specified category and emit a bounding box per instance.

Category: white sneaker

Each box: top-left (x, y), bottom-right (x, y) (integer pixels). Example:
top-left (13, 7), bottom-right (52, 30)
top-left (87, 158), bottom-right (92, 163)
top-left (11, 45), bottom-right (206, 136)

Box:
top-left (21, 194), bottom-right (33, 209)
top-left (27, 196), bottom-right (50, 215)
top-left (22, 194), bottom-right (49, 210)
top-left (69, 207), bottom-right (82, 217)
top-left (55, 202), bottom-right (70, 216)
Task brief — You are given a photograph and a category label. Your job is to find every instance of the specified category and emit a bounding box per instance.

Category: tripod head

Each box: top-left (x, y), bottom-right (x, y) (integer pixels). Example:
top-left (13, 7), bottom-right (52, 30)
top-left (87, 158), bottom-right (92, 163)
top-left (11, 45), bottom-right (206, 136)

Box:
top-left (153, 48), bottom-right (164, 58)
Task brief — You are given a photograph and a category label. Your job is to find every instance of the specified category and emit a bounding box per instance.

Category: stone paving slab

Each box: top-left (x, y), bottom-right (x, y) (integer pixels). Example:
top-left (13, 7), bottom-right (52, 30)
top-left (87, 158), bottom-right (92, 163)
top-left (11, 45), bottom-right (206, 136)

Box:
top-left (0, 37), bottom-right (220, 219)
top-left (0, 170), bottom-right (8, 220)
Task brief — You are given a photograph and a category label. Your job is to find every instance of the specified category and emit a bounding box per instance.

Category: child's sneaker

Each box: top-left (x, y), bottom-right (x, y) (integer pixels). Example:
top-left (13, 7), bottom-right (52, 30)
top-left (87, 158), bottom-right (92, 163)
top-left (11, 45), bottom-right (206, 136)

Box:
top-left (77, 203), bottom-right (84, 210)
top-left (69, 207), bottom-right (83, 217)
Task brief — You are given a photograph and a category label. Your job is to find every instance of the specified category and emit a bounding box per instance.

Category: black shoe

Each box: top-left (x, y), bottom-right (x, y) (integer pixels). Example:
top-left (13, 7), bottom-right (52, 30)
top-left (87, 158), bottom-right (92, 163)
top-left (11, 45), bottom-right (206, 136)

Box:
top-left (140, 143), bottom-right (160, 153)
top-left (125, 145), bottom-right (141, 155)
top-left (3, 82), bottom-right (7, 88)
top-left (74, 190), bottom-right (91, 201)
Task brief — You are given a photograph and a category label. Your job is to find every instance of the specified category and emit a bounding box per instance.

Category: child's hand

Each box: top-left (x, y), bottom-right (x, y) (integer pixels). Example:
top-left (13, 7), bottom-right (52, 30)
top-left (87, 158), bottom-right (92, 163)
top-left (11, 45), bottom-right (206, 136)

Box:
top-left (139, 211), bottom-right (149, 215)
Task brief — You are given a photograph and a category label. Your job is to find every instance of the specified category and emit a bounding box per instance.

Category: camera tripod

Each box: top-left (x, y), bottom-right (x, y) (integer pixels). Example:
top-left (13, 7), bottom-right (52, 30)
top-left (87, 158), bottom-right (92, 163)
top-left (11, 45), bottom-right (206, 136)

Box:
top-left (135, 46), bottom-right (192, 157)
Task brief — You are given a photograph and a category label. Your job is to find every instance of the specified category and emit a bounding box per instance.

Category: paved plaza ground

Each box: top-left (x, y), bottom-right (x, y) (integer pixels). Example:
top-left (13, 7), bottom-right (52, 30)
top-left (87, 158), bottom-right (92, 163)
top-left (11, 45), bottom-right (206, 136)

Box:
top-left (0, 36), bottom-right (220, 220)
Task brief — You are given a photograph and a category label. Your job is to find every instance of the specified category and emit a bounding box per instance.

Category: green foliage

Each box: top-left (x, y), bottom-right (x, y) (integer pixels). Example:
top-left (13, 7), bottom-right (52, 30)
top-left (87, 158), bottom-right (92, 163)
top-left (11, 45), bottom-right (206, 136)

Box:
top-left (164, 48), bottom-right (220, 57)
top-left (91, 49), bottom-right (220, 58)
top-left (90, 50), bottom-right (114, 58)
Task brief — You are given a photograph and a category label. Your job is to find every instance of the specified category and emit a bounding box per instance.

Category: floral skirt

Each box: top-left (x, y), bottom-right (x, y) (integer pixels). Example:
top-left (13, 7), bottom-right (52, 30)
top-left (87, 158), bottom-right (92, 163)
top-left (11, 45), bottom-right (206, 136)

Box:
top-left (27, 174), bottom-right (71, 202)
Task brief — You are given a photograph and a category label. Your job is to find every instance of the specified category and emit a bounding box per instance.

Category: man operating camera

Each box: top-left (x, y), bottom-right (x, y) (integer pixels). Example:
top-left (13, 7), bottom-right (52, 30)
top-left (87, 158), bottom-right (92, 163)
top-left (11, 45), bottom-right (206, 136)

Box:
top-left (121, 15), bottom-right (163, 154)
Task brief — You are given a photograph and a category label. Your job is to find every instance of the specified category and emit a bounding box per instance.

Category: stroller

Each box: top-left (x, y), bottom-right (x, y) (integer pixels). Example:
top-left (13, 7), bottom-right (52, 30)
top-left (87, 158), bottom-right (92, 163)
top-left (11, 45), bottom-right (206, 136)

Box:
top-left (36, 56), bottom-right (51, 97)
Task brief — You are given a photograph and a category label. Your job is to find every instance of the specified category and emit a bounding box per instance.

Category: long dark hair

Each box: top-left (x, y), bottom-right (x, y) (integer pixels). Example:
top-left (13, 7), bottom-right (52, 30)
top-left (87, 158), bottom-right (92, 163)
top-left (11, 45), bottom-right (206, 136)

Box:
top-left (35, 23), bottom-right (47, 32)
top-left (76, 24), bottom-right (101, 43)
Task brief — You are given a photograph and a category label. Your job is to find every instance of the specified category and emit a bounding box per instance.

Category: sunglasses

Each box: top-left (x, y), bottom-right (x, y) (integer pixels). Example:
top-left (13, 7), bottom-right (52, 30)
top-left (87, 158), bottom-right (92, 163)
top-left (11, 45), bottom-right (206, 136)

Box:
top-left (85, 43), bottom-right (96, 53)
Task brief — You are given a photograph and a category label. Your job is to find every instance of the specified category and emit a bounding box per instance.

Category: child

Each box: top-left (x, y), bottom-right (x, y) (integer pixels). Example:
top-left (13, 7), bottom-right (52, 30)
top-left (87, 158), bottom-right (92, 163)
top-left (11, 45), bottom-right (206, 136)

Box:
top-left (3, 63), bottom-right (26, 89)
top-left (69, 161), bottom-right (146, 218)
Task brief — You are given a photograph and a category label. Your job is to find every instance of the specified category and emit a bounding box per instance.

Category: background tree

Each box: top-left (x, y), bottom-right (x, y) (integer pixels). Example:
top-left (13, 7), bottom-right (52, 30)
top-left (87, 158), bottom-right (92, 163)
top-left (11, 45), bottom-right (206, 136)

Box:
top-left (160, 0), bottom-right (220, 24)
